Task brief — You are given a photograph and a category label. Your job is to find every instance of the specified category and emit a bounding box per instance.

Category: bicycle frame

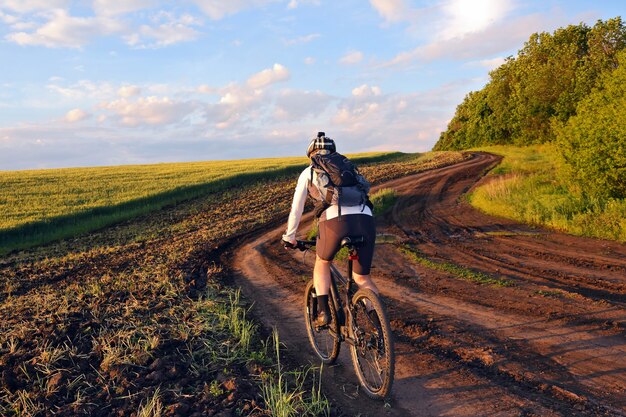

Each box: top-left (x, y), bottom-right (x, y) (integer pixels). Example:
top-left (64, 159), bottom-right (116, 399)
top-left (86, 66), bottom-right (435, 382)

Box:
top-left (298, 236), bottom-right (395, 399)
top-left (328, 250), bottom-right (359, 344)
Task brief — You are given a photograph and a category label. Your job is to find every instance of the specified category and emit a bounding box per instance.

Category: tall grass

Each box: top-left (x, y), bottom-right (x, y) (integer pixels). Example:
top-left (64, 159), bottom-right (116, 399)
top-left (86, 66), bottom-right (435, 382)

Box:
top-left (137, 388), bottom-right (163, 417)
top-left (469, 145), bottom-right (626, 241)
top-left (0, 152), bottom-right (402, 254)
top-left (261, 329), bottom-right (330, 417)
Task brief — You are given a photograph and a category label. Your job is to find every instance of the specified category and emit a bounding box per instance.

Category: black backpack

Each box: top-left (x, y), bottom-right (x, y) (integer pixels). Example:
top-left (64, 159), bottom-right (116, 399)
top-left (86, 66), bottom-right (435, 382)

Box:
top-left (310, 152), bottom-right (371, 217)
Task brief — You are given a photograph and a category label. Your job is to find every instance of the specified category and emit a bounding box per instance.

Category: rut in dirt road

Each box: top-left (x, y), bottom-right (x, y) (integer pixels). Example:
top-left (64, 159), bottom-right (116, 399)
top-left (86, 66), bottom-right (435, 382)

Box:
top-left (232, 153), bottom-right (626, 417)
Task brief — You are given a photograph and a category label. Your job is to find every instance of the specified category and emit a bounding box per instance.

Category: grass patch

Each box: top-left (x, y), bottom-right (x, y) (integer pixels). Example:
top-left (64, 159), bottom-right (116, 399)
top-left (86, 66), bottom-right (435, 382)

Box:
top-left (375, 233), bottom-right (401, 244)
top-left (469, 145), bottom-right (626, 242)
top-left (398, 244), bottom-right (513, 287)
top-left (137, 387), bottom-right (163, 417)
top-left (535, 290), bottom-right (563, 298)
top-left (370, 188), bottom-right (398, 216)
top-left (483, 231), bottom-right (542, 237)
top-left (261, 329), bottom-right (330, 417)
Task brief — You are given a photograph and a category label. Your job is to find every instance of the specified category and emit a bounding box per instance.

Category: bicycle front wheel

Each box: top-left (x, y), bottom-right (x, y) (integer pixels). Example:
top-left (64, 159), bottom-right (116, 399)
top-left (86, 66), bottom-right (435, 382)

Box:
top-left (349, 288), bottom-right (395, 400)
top-left (304, 281), bottom-right (341, 365)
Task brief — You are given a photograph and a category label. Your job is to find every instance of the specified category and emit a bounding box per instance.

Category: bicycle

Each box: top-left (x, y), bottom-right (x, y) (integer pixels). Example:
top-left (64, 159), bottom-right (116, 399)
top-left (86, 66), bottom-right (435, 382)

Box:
top-left (294, 236), bottom-right (395, 400)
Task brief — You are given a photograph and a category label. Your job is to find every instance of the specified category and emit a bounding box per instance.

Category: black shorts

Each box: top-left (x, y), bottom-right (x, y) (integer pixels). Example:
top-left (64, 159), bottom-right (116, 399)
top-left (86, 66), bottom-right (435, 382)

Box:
top-left (317, 214), bottom-right (376, 275)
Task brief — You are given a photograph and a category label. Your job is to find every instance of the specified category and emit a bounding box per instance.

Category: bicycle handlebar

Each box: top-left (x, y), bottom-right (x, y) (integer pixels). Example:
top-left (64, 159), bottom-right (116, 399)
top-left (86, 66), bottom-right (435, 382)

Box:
top-left (282, 239), bottom-right (316, 251)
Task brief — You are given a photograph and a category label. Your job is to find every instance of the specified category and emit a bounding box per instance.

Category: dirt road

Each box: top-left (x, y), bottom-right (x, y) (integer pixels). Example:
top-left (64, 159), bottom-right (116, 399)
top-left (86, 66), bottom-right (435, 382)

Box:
top-left (231, 153), bottom-right (626, 417)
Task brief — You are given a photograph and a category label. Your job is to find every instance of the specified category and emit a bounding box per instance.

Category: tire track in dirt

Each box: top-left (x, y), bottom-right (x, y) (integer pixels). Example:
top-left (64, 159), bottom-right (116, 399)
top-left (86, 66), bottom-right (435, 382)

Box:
top-left (232, 221), bottom-right (559, 417)
top-left (231, 153), bottom-right (626, 416)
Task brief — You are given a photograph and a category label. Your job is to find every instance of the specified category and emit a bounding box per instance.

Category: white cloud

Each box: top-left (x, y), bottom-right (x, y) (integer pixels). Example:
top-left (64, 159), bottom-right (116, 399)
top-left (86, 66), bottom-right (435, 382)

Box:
top-left (438, 0), bottom-right (514, 40)
top-left (5, 9), bottom-right (125, 48)
top-left (202, 82), bottom-right (268, 129)
top-left (471, 56), bottom-right (507, 70)
top-left (47, 80), bottom-right (116, 99)
top-left (197, 84), bottom-right (217, 94)
top-left (217, 83), bottom-right (264, 107)
top-left (284, 33), bottom-right (320, 46)
top-left (327, 82), bottom-right (469, 153)
top-left (100, 96), bottom-right (198, 127)
top-left (118, 85), bottom-right (141, 97)
top-left (369, 0), bottom-right (411, 24)
top-left (381, 12), bottom-right (556, 66)
top-left (92, 0), bottom-right (159, 16)
top-left (0, 0), bottom-right (69, 13)
top-left (0, 10), bottom-right (18, 24)
top-left (273, 89), bottom-right (332, 121)
top-left (246, 63), bottom-right (290, 89)
top-left (304, 56), bottom-right (315, 65)
top-left (352, 84), bottom-right (381, 97)
top-left (9, 20), bottom-right (38, 30)
top-left (339, 50), bottom-right (364, 65)
top-left (0, 79), bottom-right (471, 169)
top-left (370, 0), bottom-right (515, 46)
top-left (124, 12), bottom-right (202, 48)
top-left (287, 0), bottom-right (320, 9)
top-left (65, 108), bottom-right (90, 122)
top-left (3, 5), bottom-right (203, 49)
top-left (190, 0), bottom-right (280, 20)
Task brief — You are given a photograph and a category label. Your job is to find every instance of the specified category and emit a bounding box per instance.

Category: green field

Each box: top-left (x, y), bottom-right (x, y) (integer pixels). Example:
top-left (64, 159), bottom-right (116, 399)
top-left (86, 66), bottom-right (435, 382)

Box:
top-left (468, 145), bottom-right (626, 242)
top-left (0, 152), bottom-right (401, 254)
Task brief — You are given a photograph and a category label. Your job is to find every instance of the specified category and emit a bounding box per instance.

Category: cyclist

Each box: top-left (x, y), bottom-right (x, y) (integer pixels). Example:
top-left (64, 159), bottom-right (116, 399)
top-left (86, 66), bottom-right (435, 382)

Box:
top-left (282, 132), bottom-right (379, 326)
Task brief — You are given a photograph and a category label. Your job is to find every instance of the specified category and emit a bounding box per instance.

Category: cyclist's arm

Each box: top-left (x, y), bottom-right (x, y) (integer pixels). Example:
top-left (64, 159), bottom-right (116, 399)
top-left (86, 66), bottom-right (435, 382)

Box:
top-left (282, 167), bottom-right (310, 244)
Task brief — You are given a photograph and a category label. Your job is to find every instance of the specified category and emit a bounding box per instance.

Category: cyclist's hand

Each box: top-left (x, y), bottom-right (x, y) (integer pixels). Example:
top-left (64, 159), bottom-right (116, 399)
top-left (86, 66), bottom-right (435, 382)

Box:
top-left (282, 239), bottom-right (297, 250)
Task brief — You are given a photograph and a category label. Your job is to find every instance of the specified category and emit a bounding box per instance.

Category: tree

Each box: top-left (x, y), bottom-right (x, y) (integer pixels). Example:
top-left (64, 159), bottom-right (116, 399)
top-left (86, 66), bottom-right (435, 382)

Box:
top-left (434, 18), bottom-right (626, 151)
top-left (556, 49), bottom-right (626, 199)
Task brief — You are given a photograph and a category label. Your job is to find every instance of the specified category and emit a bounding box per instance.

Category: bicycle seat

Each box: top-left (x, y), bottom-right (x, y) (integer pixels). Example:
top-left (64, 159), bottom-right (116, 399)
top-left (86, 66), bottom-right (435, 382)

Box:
top-left (340, 235), bottom-right (365, 248)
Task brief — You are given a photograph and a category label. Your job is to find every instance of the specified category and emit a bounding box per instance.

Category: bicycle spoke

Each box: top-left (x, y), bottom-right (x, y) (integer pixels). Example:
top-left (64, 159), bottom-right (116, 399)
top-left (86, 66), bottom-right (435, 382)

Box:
top-left (350, 289), bottom-right (395, 399)
top-left (359, 334), bottom-right (385, 387)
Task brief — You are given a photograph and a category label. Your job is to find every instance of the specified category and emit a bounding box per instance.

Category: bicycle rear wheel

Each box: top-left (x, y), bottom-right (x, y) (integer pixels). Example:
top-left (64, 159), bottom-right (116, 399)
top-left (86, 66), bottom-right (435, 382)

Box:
top-left (304, 281), bottom-right (341, 364)
top-left (349, 288), bottom-right (395, 399)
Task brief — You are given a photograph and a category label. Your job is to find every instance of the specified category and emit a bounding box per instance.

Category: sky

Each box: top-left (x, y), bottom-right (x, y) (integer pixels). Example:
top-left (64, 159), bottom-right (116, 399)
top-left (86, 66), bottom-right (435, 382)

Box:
top-left (0, 0), bottom-right (623, 170)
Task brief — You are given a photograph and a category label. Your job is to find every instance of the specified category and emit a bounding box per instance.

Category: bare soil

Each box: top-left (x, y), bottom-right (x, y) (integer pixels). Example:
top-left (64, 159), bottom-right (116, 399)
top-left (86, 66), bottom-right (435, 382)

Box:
top-left (231, 153), bottom-right (626, 417)
top-left (0, 153), bottom-right (467, 416)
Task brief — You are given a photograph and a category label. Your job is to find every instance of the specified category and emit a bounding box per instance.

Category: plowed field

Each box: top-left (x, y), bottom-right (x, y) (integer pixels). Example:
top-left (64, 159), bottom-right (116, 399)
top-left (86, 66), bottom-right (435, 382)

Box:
top-left (232, 153), bottom-right (626, 417)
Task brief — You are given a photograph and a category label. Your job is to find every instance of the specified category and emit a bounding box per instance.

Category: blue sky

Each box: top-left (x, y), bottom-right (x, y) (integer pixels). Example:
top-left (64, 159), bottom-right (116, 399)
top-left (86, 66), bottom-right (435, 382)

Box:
top-left (0, 0), bottom-right (622, 170)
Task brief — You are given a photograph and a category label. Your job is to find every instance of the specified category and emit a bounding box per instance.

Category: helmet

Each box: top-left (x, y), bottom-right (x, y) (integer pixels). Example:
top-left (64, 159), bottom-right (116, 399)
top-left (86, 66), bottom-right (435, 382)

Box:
top-left (306, 131), bottom-right (336, 157)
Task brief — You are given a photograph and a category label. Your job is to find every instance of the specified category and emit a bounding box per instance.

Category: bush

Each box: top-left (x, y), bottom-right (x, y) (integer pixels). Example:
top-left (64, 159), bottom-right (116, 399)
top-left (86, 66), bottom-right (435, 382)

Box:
top-left (556, 49), bottom-right (626, 199)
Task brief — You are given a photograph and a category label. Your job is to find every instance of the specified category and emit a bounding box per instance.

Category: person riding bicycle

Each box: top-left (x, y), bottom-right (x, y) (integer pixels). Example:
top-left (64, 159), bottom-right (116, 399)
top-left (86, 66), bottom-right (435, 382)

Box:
top-left (282, 132), bottom-right (379, 326)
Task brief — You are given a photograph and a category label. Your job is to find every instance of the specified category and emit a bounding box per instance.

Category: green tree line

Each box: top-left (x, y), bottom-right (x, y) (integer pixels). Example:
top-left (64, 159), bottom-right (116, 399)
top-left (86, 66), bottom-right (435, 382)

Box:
top-left (435, 18), bottom-right (626, 198)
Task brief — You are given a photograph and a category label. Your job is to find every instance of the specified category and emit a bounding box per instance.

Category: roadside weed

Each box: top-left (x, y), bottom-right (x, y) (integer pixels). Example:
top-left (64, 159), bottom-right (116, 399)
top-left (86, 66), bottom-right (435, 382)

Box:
top-left (469, 145), bottom-right (626, 242)
top-left (137, 387), bottom-right (163, 417)
top-left (261, 329), bottom-right (330, 417)
top-left (399, 244), bottom-right (513, 287)
top-left (371, 188), bottom-right (398, 216)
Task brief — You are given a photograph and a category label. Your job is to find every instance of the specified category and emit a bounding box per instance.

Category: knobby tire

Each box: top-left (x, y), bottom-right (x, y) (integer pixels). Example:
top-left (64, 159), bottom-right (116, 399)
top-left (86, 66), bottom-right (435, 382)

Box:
top-left (349, 288), bottom-right (395, 400)
top-left (304, 281), bottom-right (341, 365)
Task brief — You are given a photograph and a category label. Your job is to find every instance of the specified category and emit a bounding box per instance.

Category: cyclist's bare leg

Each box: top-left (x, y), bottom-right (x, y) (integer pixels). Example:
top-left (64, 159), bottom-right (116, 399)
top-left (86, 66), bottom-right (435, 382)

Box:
top-left (353, 273), bottom-right (380, 315)
top-left (313, 255), bottom-right (331, 295)
top-left (353, 273), bottom-right (379, 294)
